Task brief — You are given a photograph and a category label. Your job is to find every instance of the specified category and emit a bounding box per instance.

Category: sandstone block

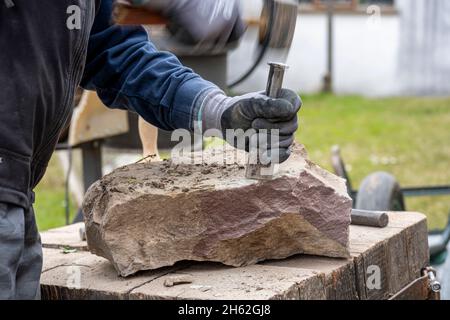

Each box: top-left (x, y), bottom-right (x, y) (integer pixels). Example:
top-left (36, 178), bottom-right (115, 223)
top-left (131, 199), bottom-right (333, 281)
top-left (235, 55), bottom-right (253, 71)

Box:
top-left (83, 145), bottom-right (352, 276)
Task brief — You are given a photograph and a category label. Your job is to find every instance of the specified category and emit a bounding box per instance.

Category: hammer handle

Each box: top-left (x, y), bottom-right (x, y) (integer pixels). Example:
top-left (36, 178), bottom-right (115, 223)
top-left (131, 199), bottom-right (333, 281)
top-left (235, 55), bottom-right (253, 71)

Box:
top-left (113, 3), bottom-right (168, 25)
top-left (113, 3), bottom-right (259, 27)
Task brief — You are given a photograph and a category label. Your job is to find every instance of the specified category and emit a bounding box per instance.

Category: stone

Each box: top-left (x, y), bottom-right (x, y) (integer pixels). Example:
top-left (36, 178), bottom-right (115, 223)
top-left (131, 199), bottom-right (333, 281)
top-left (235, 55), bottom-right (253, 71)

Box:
top-left (163, 275), bottom-right (194, 287)
top-left (83, 144), bottom-right (352, 277)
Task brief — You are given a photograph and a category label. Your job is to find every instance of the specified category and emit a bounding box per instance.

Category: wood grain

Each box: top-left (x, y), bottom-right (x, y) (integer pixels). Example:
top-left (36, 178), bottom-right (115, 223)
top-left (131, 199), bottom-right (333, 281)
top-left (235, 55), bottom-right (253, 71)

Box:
top-left (40, 212), bottom-right (429, 300)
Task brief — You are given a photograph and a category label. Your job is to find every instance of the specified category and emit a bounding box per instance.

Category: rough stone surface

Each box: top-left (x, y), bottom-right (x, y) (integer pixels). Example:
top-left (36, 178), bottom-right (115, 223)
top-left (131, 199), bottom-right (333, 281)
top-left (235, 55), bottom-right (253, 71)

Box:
top-left (83, 145), bottom-right (352, 277)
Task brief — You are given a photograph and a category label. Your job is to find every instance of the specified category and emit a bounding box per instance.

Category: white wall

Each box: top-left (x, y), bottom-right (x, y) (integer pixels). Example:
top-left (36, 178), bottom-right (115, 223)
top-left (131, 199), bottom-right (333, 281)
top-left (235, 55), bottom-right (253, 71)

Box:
top-left (334, 14), bottom-right (400, 96)
top-left (229, 7), bottom-right (402, 96)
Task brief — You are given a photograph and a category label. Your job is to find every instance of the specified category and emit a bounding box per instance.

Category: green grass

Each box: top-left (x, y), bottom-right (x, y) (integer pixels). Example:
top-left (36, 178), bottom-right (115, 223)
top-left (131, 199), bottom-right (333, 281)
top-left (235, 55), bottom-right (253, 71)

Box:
top-left (35, 94), bottom-right (450, 231)
top-left (297, 93), bottom-right (450, 229)
top-left (34, 157), bottom-right (77, 231)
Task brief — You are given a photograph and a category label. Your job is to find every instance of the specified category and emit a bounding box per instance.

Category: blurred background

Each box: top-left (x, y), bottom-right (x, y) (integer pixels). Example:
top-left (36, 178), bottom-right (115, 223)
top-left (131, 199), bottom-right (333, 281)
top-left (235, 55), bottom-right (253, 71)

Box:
top-left (234, 0), bottom-right (450, 96)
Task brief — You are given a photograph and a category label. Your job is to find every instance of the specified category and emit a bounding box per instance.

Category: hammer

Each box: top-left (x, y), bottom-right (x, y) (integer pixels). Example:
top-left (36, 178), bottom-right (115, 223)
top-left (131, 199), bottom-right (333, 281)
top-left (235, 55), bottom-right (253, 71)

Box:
top-left (113, 2), bottom-right (168, 25)
top-left (246, 62), bottom-right (289, 180)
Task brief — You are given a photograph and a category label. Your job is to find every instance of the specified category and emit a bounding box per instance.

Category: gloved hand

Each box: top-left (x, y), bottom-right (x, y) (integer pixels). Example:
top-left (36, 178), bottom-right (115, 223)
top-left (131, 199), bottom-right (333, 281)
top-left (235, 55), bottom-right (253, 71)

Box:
top-left (133, 0), bottom-right (246, 47)
top-left (198, 89), bottom-right (302, 163)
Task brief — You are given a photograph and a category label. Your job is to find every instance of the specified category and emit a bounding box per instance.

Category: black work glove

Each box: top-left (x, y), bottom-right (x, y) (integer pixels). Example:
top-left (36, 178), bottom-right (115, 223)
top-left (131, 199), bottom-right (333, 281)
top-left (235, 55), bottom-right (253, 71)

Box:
top-left (198, 89), bottom-right (302, 163)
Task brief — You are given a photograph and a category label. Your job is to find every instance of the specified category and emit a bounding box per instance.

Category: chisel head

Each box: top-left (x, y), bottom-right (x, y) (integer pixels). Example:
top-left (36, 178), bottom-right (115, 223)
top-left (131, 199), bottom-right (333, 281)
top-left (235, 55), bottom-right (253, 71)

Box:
top-left (266, 62), bottom-right (289, 98)
top-left (245, 158), bottom-right (277, 180)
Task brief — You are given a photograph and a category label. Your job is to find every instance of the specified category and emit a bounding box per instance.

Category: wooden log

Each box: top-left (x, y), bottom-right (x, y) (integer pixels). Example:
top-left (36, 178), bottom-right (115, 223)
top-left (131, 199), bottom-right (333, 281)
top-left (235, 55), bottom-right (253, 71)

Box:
top-left (69, 91), bottom-right (129, 147)
top-left (40, 212), bottom-right (429, 300)
top-left (349, 212), bottom-right (429, 299)
top-left (264, 256), bottom-right (357, 300)
top-left (41, 223), bottom-right (88, 251)
top-left (130, 263), bottom-right (323, 300)
top-left (41, 248), bottom-right (184, 300)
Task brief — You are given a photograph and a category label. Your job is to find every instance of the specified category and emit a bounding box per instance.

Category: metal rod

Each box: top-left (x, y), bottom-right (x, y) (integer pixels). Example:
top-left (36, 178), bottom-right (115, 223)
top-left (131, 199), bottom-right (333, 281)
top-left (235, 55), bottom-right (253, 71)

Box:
top-left (323, 0), bottom-right (334, 93)
top-left (351, 209), bottom-right (389, 228)
top-left (266, 62), bottom-right (289, 98)
top-left (402, 186), bottom-right (450, 197)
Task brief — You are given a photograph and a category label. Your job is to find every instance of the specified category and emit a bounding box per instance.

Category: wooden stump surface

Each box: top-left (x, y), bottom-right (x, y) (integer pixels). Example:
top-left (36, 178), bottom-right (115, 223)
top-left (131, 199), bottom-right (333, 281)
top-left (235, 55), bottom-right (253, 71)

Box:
top-left (40, 212), bottom-right (429, 300)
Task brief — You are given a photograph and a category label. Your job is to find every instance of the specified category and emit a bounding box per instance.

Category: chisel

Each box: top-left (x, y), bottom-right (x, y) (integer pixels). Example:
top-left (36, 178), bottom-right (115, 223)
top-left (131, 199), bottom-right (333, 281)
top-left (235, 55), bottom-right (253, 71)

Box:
top-left (246, 62), bottom-right (289, 180)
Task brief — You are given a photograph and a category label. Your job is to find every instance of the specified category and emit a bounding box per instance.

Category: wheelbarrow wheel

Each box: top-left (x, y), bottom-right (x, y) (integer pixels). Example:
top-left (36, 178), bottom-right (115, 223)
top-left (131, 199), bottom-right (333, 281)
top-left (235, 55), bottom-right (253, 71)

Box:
top-left (356, 172), bottom-right (406, 211)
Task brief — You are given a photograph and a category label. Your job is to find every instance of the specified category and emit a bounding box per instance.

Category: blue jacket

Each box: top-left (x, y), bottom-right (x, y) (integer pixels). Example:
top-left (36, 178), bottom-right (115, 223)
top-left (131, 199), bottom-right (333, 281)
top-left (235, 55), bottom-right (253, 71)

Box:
top-left (82, 0), bottom-right (216, 132)
top-left (0, 0), bottom-right (215, 208)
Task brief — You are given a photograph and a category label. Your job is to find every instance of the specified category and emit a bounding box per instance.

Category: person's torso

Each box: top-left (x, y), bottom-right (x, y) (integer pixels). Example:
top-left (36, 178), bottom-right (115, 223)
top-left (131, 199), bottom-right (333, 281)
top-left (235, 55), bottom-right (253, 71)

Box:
top-left (0, 0), bottom-right (99, 207)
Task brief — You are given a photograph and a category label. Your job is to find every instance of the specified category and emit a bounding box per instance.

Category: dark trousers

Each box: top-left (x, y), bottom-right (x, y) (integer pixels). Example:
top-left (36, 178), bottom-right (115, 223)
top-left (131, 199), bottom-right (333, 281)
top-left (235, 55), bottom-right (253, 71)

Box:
top-left (0, 203), bottom-right (42, 300)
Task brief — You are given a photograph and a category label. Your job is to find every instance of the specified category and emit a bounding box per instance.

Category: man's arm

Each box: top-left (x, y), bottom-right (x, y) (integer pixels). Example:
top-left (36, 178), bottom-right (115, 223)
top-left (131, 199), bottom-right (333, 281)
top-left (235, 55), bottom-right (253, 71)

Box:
top-left (82, 0), bottom-right (301, 164)
top-left (80, 0), bottom-right (216, 131)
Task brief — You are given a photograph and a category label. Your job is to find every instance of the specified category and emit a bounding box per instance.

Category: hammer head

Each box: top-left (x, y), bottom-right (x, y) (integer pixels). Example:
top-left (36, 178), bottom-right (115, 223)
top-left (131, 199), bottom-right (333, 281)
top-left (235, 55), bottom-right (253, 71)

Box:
top-left (259, 0), bottom-right (298, 49)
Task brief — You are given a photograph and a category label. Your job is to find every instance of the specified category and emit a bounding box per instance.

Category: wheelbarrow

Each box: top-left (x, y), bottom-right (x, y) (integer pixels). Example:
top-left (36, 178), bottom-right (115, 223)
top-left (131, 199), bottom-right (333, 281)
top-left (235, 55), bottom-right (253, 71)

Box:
top-left (331, 145), bottom-right (450, 298)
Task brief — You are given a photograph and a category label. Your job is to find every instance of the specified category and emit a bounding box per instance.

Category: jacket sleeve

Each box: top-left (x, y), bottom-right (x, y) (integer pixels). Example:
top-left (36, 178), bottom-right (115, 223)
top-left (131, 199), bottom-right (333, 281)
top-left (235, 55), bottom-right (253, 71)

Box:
top-left (80, 0), bottom-right (216, 131)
